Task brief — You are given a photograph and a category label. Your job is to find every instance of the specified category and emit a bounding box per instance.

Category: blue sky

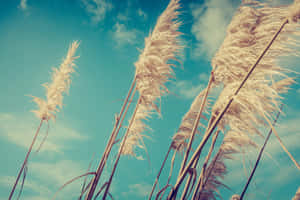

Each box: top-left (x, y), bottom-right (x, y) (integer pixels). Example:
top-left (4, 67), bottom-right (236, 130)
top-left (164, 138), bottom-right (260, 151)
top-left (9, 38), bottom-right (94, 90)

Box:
top-left (0, 0), bottom-right (299, 199)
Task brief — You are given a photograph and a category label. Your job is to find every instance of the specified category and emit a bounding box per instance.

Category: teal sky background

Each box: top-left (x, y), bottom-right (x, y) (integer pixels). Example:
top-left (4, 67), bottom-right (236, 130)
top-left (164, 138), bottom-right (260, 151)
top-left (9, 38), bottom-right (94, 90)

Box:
top-left (0, 0), bottom-right (299, 199)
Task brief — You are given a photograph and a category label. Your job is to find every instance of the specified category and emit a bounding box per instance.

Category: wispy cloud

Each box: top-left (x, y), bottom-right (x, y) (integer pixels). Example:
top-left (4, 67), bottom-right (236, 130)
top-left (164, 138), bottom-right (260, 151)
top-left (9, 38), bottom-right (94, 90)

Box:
top-left (113, 22), bottom-right (138, 46)
top-left (0, 113), bottom-right (87, 153)
top-left (1, 160), bottom-right (86, 199)
top-left (190, 0), bottom-right (239, 59)
top-left (137, 8), bottom-right (147, 20)
top-left (172, 80), bottom-right (204, 99)
top-left (0, 176), bottom-right (51, 196)
top-left (122, 183), bottom-right (152, 198)
top-left (81, 0), bottom-right (113, 24)
top-left (18, 0), bottom-right (28, 10)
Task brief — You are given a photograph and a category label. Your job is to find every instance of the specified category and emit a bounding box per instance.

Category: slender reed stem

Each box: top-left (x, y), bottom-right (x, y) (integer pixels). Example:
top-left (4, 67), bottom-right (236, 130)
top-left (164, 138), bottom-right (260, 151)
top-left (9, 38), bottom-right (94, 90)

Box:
top-left (8, 119), bottom-right (44, 200)
top-left (149, 144), bottom-right (173, 200)
top-left (84, 77), bottom-right (136, 200)
top-left (180, 126), bottom-right (219, 200)
top-left (52, 172), bottom-right (96, 200)
top-left (167, 19), bottom-right (288, 200)
top-left (191, 130), bottom-right (220, 200)
top-left (102, 96), bottom-right (142, 200)
top-left (179, 71), bottom-right (214, 175)
top-left (239, 104), bottom-right (283, 200)
top-left (172, 71), bottom-right (214, 200)
top-left (159, 150), bottom-right (177, 200)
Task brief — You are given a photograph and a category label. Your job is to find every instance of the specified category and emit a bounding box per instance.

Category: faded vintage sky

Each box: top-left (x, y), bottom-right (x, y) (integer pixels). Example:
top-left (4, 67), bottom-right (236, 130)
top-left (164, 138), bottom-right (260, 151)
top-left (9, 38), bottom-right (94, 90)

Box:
top-left (0, 0), bottom-right (299, 199)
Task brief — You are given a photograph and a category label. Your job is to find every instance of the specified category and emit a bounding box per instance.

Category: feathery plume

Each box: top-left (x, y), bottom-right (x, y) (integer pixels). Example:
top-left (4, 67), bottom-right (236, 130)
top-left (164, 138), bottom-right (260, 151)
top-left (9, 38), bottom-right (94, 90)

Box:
top-left (121, 0), bottom-right (183, 156)
top-left (293, 187), bottom-right (300, 200)
top-left (32, 41), bottom-right (79, 121)
top-left (195, 1), bottom-right (300, 198)
top-left (171, 90), bottom-right (210, 152)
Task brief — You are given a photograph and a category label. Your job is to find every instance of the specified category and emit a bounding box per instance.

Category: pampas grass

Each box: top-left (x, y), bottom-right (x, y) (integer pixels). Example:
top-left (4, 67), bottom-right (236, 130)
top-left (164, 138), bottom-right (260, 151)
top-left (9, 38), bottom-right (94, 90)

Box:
top-left (85, 0), bottom-right (183, 199)
top-left (168, 0), bottom-right (300, 198)
top-left (8, 41), bottom-right (79, 200)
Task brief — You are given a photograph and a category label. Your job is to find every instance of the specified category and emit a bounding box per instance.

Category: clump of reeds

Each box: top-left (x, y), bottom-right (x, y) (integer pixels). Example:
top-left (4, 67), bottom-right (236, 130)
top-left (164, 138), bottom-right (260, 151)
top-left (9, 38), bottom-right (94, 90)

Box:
top-left (167, 0), bottom-right (300, 199)
top-left (84, 0), bottom-right (183, 199)
top-left (8, 41), bottom-right (79, 200)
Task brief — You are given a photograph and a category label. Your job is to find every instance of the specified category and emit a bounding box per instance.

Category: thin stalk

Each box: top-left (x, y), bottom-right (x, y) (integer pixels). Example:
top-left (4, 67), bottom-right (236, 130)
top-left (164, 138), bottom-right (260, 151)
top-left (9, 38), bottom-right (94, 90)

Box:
top-left (180, 130), bottom-right (219, 200)
top-left (52, 172), bottom-right (96, 200)
top-left (102, 97), bottom-right (142, 200)
top-left (179, 72), bottom-right (214, 175)
top-left (197, 151), bottom-right (221, 199)
top-left (179, 118), bottom-right (215, 200)
top-left (149, 144), bottom-right (173, 200)
top-left (191, 130), bottom-right (220, 200)
top-left (168, 19), bottom-right (288, 200)
top-left (239, 104), bottom-right (283, 200)
top-left (79, 153), bottom-right (95, 200)
top-left (84, 77), bottom-right (136, 200)
top-left (172, 72), bottom-right (214, 200)
top-left (159, 150), bottom-right (177, 200)
top-left (8, 119), bottom-right (44, 200)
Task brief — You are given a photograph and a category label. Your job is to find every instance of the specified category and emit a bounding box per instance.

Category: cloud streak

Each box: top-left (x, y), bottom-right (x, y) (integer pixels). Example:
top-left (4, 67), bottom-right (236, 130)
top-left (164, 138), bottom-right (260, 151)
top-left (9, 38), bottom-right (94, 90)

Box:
top-left (113, 22), bottom-right (138, 46)
top-left (19, 0), bottom-right (28, 10)
top-left (81, 0), bottom-right (113, 24)
top-left (0, 113), bottom-right (87, 153)
top-left (190, 0), bottom-right (239, 59)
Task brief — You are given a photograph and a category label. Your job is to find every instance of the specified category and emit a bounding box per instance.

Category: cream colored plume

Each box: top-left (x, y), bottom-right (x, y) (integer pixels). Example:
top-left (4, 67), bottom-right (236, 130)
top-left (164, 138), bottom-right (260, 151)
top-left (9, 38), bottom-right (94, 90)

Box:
top-left (293, 187), bottom-right (300, 200)
top-left (171, 90), bottom-right (210, 152)
top-left (199, 0), bottom-right (300, 198)
top-left (32, 41), bottom-right (79, 121)
top-left (212, 1), bottom-right (300, 86)
top-left (134, 0), bottom-right (182, 110)
top-left (121, 0), bottom-right (182, 157)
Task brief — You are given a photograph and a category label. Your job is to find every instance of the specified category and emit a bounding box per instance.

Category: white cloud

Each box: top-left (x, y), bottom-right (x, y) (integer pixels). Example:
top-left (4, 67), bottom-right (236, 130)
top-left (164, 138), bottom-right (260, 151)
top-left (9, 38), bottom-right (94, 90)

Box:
top-left (0, 113), bottom-right (87, 153)
top-left (113, 22), bottom-right (138, 46)
top-left (81, 0), bottom-right (113, 24)
top-left (122, 183), bottom-right (152, 198)
top-left (190, 0), bottom-right (239, 59)
top-left (198, 72), bottom-right (209, 82)
top-left (19, 0), bottom-right (28, 10)
top-left (137, 8), bottom-right (147, 20)
top-left (30, 160), bottom-right (85, 187)
top-left (1, 160), bottom-right (87, 199)
top-left (173, 80), bottom-right (204, 99)
top-left (0, 176), bottom-right (51, 197)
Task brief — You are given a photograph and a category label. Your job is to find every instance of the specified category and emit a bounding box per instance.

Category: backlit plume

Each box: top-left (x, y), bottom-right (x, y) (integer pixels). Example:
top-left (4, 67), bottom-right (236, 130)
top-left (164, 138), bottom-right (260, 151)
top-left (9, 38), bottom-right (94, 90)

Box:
top-left (121, 0), bottom-right (183, 157)
top-left (32, 41), bottom-right (79, 121)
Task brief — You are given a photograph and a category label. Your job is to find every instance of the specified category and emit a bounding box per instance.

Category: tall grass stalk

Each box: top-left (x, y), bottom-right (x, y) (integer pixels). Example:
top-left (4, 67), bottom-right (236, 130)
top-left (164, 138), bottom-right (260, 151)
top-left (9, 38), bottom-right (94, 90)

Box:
top-left (172, 74), bottom-right (213, 200)
top-left (167, 17), bottom-right (289, 200)
top-left (191, 130), bottom-right (220, 200)
top-left (8, 41), bottom-right (79, 200)
top-left (8, 119), bottom-right (43, 200)
top-left (178, 72), bottom-right (214, 175)
top-left (239, 104), bottom-right (283, 200)
top-left (102, 97), bottom-right (142, 200)
top-left (84, 77), bottom-right (137, 200)
top-left (148, 144), bottom-right (172, 200)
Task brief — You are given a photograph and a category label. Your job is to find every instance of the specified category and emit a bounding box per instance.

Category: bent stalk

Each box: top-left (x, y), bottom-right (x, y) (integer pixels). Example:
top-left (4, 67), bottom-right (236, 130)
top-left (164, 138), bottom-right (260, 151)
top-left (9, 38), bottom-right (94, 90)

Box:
top-left (168, 18), bottom-right (288, 200)
top-left (239, 104), bottom-right (283, 200)
top-left (8, 119), bottom-right (44, 200)
top-left (84, 77), bottom-right (136, 200)
top-left (102, 97), bottom-right (142, 200)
